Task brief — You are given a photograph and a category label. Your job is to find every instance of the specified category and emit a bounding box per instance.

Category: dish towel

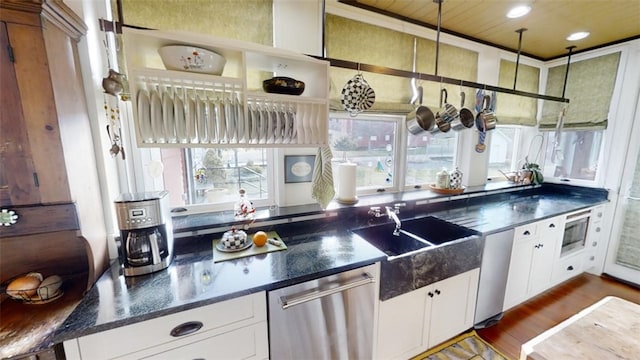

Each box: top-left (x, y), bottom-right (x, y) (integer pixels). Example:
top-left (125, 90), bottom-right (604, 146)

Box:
top-left (311, 146), bottom-right (335, 209)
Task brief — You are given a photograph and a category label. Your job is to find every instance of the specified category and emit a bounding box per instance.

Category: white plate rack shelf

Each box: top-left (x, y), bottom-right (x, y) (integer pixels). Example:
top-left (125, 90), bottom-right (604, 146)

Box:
top-left (123, 28), bottom-right (329, 147)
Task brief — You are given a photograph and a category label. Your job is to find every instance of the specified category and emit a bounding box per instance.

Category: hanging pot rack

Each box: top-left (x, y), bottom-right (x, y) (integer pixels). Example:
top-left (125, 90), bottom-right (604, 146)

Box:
top-left (316, 55), bottom-right (568, 103)
top-left (99, 17), bottom-right (571, 104)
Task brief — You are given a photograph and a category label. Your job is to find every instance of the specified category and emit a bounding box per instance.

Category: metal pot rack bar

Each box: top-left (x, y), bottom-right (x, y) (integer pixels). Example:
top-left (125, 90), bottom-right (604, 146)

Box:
top-left (313, 55), bottom-right (569, 104)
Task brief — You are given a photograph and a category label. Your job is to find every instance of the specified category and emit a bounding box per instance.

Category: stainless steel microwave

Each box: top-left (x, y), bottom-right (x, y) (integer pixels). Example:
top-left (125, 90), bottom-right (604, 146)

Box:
top-left (561, 209), bottom-right (591, 256)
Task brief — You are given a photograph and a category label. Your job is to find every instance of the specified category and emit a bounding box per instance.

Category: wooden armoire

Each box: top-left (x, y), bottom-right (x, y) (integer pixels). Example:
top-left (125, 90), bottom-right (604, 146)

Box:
top-left (0, 0), bottom-right (108, 295)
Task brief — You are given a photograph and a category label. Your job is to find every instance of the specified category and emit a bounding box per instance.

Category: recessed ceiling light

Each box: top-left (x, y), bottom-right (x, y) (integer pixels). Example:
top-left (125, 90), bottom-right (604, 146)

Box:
top-left (567, 32), bottom-right (590, 41)
top-left (506, 5), bottom-right (531, 18)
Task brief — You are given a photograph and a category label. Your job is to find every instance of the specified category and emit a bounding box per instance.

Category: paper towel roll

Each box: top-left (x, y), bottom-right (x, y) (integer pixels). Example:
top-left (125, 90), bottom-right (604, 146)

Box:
top-left (337, 162), bottom-right (357, 201)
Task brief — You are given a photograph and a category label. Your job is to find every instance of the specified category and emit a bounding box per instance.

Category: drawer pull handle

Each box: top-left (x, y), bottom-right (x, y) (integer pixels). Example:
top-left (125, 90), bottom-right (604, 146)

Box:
top-left (567, 265), bottom-right (574, 271)
top-left (549, 223), bottom-right (556, 228)
top-left (435, 289), bottom-right (441, 295)
top-left (170, 321), bottom-right (204, 337)
top-left (595, 227), bottom-right (601, 232)
top-left (428, 292), bottom-right (434, 298)
top-left (523, 230), bottom-right (531, 236)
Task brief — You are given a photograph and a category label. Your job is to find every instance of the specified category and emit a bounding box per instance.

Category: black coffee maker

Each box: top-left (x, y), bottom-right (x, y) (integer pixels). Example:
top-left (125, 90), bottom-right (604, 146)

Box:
top-left (114, 191), bottom-right (173, 276)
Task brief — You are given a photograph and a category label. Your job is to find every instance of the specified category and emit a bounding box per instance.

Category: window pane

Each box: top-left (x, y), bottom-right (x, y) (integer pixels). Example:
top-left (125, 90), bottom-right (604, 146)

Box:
top-left (488, 127), bottom-right (517, 179)
top-left (405, 131), bottom-right (456, 187)
top-left (543, 130), bottom-right (603, 181)
top-left (161, 148), bottom-right (268, 207)
top-left (329, 116), bottom-right (397, 191)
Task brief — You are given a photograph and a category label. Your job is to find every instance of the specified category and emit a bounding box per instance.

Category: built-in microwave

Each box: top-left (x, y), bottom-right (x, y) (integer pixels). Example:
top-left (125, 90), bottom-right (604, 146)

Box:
top-left (561, 209), bottom-right (591, 256)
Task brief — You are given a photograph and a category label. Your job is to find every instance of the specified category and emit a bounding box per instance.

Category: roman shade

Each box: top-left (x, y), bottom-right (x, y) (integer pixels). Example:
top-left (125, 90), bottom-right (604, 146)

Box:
top-left (495, 60), bottom-right (540, 126)
top-left (325, 14), bottom-right (478, 114)
top-left (120, 0), bottom-right (272, 45)
top-left (539, 52), bottom-right (621, 130)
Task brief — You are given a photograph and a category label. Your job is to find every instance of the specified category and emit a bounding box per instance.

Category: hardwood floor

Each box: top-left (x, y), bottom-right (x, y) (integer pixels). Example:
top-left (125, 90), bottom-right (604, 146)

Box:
top-left (476, 273), bottom-right (640, 360)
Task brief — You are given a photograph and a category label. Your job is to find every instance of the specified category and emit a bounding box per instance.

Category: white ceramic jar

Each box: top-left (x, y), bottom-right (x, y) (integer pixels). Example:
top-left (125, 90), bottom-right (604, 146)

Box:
top-left (436, 168), bottom-right (450, 189)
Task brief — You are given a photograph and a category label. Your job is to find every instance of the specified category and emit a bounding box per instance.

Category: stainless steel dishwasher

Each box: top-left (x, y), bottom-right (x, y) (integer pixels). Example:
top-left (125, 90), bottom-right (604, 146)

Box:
top-left (474, 229), bottom-right (515, 328)
top-left (268, 263), bottom-right (379, 360)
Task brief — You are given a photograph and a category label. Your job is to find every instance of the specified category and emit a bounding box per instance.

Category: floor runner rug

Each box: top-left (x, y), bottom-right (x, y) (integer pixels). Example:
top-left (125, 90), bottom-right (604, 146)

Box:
top-left (411, 331), bottom-right (511, 360)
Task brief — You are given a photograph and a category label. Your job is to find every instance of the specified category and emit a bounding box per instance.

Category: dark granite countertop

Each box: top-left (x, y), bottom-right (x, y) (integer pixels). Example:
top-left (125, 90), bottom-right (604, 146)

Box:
top-left (51, 182), bottom-right (608, 347)
top-left (54, 223), bottom-right (385, 342)
top-left (425, 185), bottom-right (609, 233)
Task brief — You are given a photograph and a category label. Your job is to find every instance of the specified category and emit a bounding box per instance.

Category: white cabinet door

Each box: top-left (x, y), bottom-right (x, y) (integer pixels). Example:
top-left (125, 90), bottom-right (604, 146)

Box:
top-left (527, 234), bottom-right (556, 297)
top-left (376, 287), bottom-right (427, 360)
top-left (426, 269), bottom-right (479, 347)
top-left (504, 216), bottom-right (565, 310)
top-left (375, 269), bottom-right (479, 360)
top-left (504, 237), bottom-right (535, 311)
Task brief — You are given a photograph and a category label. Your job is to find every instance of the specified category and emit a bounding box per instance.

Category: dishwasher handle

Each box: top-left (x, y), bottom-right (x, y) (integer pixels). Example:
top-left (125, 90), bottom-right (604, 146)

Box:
top-left (280, 272), bottom-right (375, 310)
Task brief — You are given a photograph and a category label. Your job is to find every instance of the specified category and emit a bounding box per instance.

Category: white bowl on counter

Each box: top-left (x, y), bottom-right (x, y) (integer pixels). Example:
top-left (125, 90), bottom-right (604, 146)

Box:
top-left (158, 45), bottom-right (226, 75)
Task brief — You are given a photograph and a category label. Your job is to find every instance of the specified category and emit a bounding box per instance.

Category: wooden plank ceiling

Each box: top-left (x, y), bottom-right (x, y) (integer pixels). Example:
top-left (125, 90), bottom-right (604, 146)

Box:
top-left (342, 0), bottom-right (640, 60)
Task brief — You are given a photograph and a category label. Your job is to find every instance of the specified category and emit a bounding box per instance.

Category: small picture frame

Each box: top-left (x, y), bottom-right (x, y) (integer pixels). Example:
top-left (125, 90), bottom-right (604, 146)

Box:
top-left (284, 155), bottom-right (316, 183)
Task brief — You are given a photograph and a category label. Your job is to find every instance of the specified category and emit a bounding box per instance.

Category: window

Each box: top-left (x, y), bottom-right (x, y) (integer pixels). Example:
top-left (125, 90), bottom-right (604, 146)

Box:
top-left (542, 130), bottom-right (604, 181)
top-left (329, 114), bottom-right (400, 193)
top-left (488, 127), bottom-right (519, 179)
top-left (155, 147), bottom-right (271, 210)
top-left (405, 130), bottom-right (457, 188)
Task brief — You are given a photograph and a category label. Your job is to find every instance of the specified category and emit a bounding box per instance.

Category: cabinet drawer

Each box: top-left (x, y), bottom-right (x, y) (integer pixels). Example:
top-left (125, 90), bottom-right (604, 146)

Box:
top-left (130, 322), bottom-right (268, 360)
top-left (76, 292), bottom-right (266, 360)
top-left (514, 223), bottom-right (537, 241)
top-left (553, 253), bottom-right (584, 284)
top-left (538, 216), bottom-right (564, 234)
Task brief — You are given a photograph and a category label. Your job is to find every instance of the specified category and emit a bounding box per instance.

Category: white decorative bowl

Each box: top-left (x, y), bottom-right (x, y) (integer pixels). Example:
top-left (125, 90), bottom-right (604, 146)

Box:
top-left (158, 45), bottom-right (226, 75)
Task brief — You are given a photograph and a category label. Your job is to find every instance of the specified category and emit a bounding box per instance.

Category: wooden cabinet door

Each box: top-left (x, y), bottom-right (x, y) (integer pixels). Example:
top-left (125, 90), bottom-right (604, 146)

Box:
top-left (0, 21), bottom-right (40, 206)
top-left (0, 13), bottom-right (71, 206)
top-left (376, 288), bottom-right (427, 360)
top-left (427, 269), bottom-right (479, 347)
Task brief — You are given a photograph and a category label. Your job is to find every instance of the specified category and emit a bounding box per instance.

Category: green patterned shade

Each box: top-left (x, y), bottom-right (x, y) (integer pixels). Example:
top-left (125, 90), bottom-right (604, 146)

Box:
top-left (496, 60), bottom-right (540, 126)
top-left (540, 52), bottom-right (621, 130)
top-left (325, 14), bottom-right (478, 113)
top-left (119, 0), bottom-right (272, 45)
top-left (119, 0), bottom-right (273, 90)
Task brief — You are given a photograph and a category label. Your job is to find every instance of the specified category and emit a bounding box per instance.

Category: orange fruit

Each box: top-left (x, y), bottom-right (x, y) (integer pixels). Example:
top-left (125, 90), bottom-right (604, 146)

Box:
top-left (253, 231), bottom-right (268, 247)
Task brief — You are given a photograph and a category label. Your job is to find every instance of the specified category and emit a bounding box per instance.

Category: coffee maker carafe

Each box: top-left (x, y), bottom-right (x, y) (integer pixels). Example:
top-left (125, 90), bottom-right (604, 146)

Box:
top-left (115, 191), bottom-right (173, 276)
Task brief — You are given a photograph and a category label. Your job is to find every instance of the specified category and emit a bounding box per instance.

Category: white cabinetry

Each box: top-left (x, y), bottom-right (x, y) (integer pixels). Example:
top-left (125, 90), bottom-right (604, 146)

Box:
top-left (503, 216), bottom-right (564, 311)
top-left (583, 205), bottom-right (605, 272)
top-left (63, 292), bottom-right (268, 360)
top-left (551, 205), bottom-right (604, 284)
top-left (123, 28), bottom-right (329, 147)
top-left (375, 269), bottom-right (480, 360)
